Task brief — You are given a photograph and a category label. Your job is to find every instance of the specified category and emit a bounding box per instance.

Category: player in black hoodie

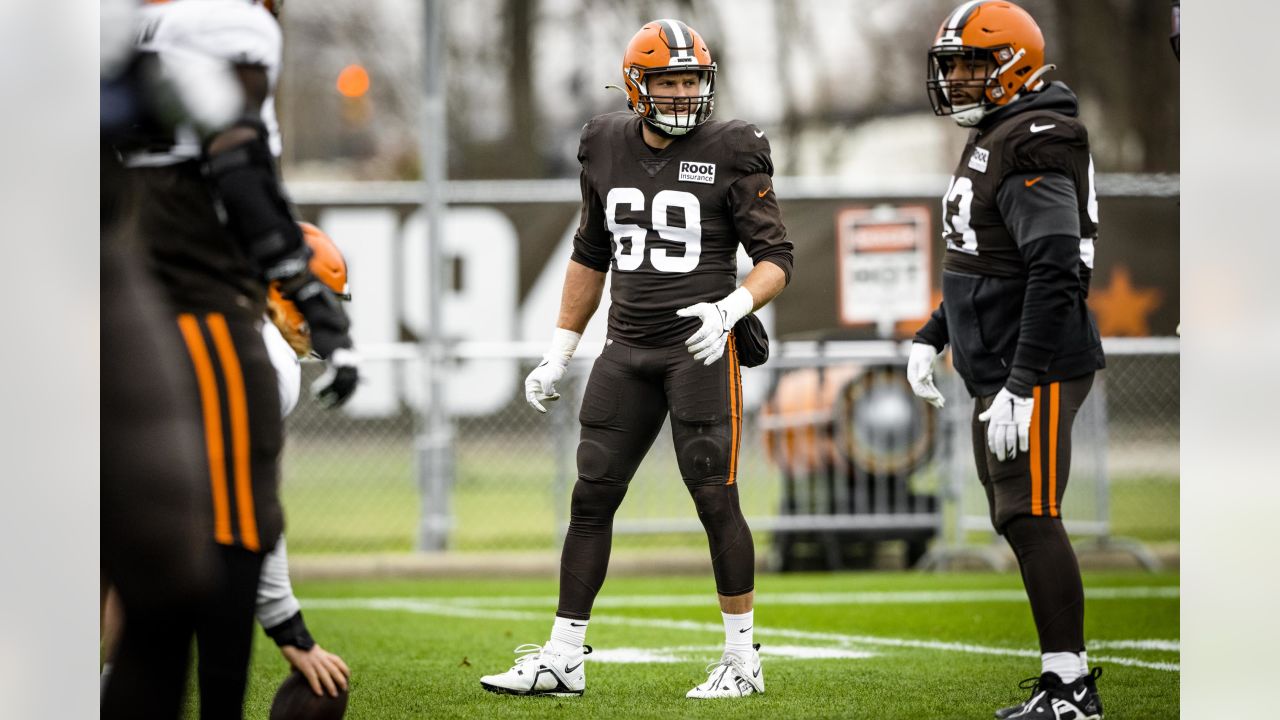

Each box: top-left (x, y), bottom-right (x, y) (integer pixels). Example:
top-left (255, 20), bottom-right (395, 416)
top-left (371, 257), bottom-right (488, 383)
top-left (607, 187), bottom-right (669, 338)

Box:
top-left (907, 3), bottom-right (1106, 718)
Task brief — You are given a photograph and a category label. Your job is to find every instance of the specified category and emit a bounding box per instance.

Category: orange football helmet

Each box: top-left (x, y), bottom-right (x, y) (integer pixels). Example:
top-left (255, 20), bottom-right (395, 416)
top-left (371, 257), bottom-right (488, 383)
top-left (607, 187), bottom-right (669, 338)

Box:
top-left (266, 222), bottom-right (349, 357)
top-left (619, 19), bottom-right (716, 136)
top-left (926, 1), bottom-right (1054, 126)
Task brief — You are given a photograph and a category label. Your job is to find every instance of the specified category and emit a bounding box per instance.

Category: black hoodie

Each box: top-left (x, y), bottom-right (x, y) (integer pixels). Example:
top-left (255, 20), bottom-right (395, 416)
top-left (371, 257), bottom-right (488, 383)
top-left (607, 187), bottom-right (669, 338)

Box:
top-left (915, 82), bottom-right (1106, 398)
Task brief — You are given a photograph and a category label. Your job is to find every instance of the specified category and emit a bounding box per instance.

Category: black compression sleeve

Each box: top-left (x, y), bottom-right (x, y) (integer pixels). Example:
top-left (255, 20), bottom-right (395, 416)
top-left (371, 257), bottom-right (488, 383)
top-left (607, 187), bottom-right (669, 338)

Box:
top-left (264, 610), bottom-right (316, 650)
top-left (914, 301), bottom-right (949, 352)
top-left (1006, 234), bottom-right (1081, 396)
top-left (204, 120), bottom-right (309, 281)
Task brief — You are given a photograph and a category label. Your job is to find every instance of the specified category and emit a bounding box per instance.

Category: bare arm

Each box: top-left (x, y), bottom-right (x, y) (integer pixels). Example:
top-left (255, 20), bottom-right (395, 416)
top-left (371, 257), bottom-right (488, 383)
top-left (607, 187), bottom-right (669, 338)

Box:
top-left (740, 260), bottom-right (787, 310)
top-left (555, 259), bottom-right (606, 333)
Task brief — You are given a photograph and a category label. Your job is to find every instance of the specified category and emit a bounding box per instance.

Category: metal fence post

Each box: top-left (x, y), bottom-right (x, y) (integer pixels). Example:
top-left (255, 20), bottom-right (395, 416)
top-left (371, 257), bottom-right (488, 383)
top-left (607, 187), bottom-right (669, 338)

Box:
top-left (416, 0), bottom-right (454, 551)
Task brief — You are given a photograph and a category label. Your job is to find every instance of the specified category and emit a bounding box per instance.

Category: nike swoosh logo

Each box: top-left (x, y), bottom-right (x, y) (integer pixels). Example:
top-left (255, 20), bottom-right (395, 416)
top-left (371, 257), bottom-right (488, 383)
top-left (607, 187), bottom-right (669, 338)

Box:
top-left (757, 187), bottom-right (770, 198)
top-left (564, 662), bottom-right (582, 674)
top-left (752, 667), bottom-right (761, 678)
top-left (1029, 122), bottom-right (1056, 133)
top-left (1024, 176), bottom-right (1044, 188)
top-left (1073, 687), bottom-right (1088, 702)
top-left (738, 627), bottom-right (753, 633)
top-left (569, 622), bottom-right (586, 627)
top-left (753, 129), bottom-right (765, 138)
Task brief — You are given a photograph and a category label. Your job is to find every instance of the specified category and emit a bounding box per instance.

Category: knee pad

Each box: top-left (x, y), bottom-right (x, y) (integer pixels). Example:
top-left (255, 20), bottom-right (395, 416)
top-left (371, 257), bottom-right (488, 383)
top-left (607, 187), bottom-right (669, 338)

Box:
top-left (576, 438), bottom-right (612, 483)
top-left (688, 484), bottom-right (755, 596)
top-left (678, 432), bottom-right (731, 485)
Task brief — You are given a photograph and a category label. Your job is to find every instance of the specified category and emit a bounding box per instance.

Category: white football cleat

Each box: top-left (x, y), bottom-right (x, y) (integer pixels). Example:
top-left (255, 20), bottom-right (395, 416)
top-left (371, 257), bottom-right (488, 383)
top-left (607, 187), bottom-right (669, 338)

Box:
top-left (686, 644), bottom-right (764, 699)
top-left (480, 643), bottom-right (591, 697)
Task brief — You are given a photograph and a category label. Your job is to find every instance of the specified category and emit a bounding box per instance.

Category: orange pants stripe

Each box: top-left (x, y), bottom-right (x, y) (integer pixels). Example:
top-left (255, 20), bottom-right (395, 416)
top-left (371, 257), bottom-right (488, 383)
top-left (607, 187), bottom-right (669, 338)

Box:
top-left (207, 314), bottom-right (260, 551)
top-left (1047, 382), bottom-right (1061, 517)
top-left (726, 335), bottom-right (742, 485)
top-left (176, 313), bottom-right (233, 545)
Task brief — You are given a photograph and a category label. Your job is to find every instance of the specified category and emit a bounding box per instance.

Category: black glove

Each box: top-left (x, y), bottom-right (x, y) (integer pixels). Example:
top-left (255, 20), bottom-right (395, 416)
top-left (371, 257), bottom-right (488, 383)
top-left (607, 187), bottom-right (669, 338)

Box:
top-left (281, 273), bottom-right (360, 408)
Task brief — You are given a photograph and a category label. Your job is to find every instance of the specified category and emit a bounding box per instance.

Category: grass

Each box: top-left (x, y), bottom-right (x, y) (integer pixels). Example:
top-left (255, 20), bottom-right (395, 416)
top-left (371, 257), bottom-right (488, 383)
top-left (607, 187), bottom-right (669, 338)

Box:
top-left (278, 437), bottom-right (1179, 554)
top-left (211, 570), bottom-right (1179, 719)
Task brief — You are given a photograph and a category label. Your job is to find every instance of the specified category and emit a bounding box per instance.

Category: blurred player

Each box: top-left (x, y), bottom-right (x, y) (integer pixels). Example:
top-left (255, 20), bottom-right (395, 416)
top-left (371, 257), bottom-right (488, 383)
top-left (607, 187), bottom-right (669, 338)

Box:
top-left (102, 224), bottom-right (354, 704)
top-left (258, 223), bottom-right (353, 699)
top-left (480, 19), bottom-right (793, 700)
top-left (101, 0), bottom-right (227, 714)
top-left (111, 1), bottom-right (358, 717)
top-left (907, 2), bottom-right (1106, 717)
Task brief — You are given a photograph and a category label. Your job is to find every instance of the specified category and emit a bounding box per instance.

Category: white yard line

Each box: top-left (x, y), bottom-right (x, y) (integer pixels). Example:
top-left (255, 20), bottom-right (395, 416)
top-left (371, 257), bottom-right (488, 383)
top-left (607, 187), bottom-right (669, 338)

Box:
top-left (430, 586), bottom-right (1178, 608)
top-left (302, 596), bottom-right (1179, 673)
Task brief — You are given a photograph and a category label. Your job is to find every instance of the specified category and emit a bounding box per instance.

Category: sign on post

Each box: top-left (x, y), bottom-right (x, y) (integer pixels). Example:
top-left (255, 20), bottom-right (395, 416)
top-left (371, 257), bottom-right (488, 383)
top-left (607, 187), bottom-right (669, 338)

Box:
top-left (835, 205), bottom-right (932, 336)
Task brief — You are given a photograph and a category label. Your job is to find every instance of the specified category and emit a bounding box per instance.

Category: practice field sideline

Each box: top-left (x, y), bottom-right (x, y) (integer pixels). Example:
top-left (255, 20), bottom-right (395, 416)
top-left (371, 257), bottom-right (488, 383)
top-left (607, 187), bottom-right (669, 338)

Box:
top-left (218, 571), bottom-right (1178, 719)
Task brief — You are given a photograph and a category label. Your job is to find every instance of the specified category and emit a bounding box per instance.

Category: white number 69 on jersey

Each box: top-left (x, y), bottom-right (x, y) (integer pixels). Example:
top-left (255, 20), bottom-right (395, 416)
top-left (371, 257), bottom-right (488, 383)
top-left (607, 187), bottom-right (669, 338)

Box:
top-left (605, 187), bottom-right (703, 273)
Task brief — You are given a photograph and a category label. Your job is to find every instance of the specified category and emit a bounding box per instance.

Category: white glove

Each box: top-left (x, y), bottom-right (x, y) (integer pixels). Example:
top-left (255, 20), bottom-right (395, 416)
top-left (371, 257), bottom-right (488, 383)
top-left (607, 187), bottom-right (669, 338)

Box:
top-left (676, 287), bottom-right (754, 366)
top-left (906, 342), bottom-right (946, 409)
top-left (524, 328), bottom-right (581, 413)
top-left (978, 387), bottom-right (1035, 462)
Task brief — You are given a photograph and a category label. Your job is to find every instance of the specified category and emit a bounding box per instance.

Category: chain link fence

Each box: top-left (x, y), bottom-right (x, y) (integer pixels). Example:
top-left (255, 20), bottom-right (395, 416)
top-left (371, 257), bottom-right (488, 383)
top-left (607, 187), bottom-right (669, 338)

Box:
top-left (279, 339), bottom-right (1178, 559)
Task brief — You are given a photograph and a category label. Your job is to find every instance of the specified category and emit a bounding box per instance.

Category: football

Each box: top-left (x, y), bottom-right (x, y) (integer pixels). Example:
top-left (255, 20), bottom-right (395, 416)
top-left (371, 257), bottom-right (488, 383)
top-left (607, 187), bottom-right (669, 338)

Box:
top-left (268, 672), bottom-right (348, 720)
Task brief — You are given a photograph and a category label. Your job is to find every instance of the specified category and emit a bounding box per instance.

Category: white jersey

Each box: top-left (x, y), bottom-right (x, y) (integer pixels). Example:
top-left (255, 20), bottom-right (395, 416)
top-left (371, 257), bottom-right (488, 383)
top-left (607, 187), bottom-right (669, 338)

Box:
top-left (126, 0), bottom-right (283, 167)
top-left (262, 320), bottom-right (302, 417)
top-left (257, 317), bottom-right (303, 629)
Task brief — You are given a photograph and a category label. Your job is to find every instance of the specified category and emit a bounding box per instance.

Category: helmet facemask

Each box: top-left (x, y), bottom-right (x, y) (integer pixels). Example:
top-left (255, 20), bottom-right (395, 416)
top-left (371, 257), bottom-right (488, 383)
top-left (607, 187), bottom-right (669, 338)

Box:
top-left (927, 46), bottom-right (1007, 126)
top-left (629, 65), bottom-right (716, 137)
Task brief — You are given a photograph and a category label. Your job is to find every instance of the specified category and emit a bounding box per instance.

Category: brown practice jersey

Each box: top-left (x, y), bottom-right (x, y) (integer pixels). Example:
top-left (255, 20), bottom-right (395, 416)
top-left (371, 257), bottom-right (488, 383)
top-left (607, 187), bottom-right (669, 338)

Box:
top-left (571, 112), bottom-right (793, 347)
top-left (121, 163), bottom-right (268, 319)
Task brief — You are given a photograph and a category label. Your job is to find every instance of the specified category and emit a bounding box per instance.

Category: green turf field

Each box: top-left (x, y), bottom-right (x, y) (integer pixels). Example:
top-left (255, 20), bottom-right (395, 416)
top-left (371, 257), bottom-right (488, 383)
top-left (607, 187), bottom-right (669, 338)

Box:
top-left (222, 570), bottom-right (1178, 719)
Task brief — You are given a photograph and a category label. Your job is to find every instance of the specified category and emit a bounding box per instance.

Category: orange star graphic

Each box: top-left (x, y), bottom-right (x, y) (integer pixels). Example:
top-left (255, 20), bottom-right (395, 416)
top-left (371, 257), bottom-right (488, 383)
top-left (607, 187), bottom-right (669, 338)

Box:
top-left (1087, 265), bottom-right (1163, 337)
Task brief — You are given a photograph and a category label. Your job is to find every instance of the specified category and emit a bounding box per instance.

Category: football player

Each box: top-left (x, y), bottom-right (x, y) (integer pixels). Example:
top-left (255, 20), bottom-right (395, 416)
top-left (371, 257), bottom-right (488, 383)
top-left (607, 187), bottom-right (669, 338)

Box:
top-left (102, 224), bottom-right (353, 704)
top-left (109, 1), bottom-right (358, 717)
top-left (480, 19), bottom-right (793, 700)
top-left (907, 2), bottom-right (1106, 718)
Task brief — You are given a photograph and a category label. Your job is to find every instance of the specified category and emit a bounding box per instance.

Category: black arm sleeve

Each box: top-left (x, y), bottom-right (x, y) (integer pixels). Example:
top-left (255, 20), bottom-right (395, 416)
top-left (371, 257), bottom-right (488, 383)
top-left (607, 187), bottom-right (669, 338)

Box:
top-left (263, 610), bottom-right (316, 650)
top-left (914, 302), bottom-right (949, 351)
top-left (568, 170), bottom-right (613, 272)
top-left (997, 172), bottom-right (1082, 396)
top-left (728, 173), bottom-right (793, 283)
top-left (204, 119), bottom-right (310, 281)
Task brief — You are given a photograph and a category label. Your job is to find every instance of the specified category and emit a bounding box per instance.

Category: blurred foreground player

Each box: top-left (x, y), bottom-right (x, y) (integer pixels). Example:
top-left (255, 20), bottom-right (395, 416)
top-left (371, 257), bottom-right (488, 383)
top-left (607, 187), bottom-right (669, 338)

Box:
top-left (113, 1), bottom-right (358, 717)
top-left (908, 2), bottom-right (1105, 717)
top-left (101, 0), bottom-right (226, 714)
top-left (103, 223), bottom-right (353, 706)
top-left (480, 19), bottom-right (792, 700)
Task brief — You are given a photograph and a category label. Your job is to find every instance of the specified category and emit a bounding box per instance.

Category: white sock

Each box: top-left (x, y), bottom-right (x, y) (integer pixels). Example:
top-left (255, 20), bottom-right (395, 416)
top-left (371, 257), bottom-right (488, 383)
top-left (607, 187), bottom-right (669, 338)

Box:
top-left (1042, 651), bottom-right (1082, 683)
top-left (549, 616), bottom-right (587, 655)
top-left (1079, 650), bottom-right (1089, 675)
top-left (722, 610), bottom-right (754, 659)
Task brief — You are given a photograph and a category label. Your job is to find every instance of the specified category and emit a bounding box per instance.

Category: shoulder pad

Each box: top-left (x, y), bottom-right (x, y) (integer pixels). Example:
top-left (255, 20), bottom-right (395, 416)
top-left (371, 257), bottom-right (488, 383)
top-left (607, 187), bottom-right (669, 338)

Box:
top-left (577, 112), bottom-right (630, 164)
top-left (142, 2), bottom-right (281, 69)
top-left (1003, 113), bottom-right (1088, 176)
top-left (720, 120), bottom-right (774, 177)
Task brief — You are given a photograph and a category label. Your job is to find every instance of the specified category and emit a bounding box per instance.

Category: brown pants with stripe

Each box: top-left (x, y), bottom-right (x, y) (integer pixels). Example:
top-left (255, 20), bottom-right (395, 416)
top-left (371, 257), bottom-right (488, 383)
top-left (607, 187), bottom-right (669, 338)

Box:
top-left (558, 335), bottom-right (753, 619)
top-left (972, 373), bottom-right (1095, 532)
top-left (175, 310), bottom-right (284, 718)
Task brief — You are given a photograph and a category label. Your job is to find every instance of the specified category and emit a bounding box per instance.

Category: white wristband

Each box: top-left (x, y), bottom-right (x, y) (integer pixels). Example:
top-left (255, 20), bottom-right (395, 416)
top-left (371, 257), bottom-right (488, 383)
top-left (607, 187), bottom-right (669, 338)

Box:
top-left (718, 287), bottom-right (756, 328)
top-left (545, 327), bottom-right (582, 367)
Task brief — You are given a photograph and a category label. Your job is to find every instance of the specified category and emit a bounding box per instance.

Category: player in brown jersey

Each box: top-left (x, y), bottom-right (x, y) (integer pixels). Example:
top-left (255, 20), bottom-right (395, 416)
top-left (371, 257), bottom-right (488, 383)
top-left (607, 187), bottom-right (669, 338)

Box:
top-left (110, 2), bottom-right (358, 718)
top-left (907, 3), bottom-right (1106, 718)
top-left (481, 19), bottom-right (793, 700)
